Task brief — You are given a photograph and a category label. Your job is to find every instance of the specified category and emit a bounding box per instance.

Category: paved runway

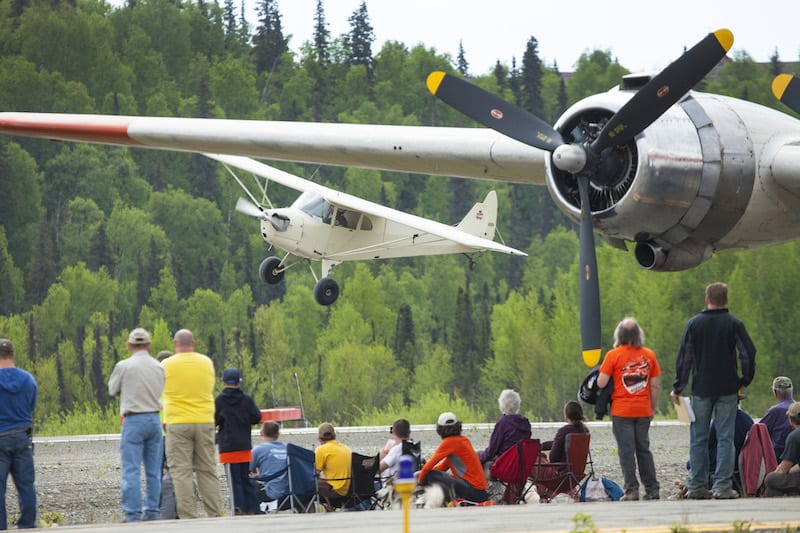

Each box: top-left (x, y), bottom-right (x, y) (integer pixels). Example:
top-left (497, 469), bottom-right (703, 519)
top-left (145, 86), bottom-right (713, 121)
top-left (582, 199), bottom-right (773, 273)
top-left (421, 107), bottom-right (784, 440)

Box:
top-left (48, 498), bottom-right (800, 532)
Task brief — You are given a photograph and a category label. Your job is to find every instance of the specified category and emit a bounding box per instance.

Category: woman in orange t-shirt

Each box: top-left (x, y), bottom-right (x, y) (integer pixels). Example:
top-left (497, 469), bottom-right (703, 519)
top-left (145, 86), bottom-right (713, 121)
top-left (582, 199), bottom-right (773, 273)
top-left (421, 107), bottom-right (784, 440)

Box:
top-left (597, 317), bottom-right (661, 501)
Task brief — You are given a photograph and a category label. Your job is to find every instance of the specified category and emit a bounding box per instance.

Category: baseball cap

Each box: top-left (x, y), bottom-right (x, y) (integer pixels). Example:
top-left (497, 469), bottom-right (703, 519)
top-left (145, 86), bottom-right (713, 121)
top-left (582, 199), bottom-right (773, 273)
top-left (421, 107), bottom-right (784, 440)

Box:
top-left (788, 402), bottom-right (800, 419)
top-left (437, 412), bottom-right (457, 426)
top-left (773, 376), bottom-right (793, 390)
top-left (127, 328), bottom-right (151, 345)
top-left (318, 422), bottom-right (335, 439)
top-left (0, 339), bottom-right (14, 354)
top-left (222, 368), bottom-right (242, 385)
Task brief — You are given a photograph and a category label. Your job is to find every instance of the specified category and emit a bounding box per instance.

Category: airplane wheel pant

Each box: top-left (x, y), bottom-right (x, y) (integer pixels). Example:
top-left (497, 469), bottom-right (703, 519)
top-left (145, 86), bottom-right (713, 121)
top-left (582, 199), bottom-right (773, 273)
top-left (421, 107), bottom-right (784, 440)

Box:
top-left (166, 423), bottom-right (222, 518)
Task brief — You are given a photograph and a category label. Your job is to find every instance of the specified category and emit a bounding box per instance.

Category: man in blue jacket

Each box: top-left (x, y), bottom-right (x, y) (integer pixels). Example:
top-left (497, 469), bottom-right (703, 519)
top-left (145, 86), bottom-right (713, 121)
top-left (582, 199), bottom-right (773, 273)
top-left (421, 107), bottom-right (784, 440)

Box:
top-left (0, 339), bottom-right (38, 529)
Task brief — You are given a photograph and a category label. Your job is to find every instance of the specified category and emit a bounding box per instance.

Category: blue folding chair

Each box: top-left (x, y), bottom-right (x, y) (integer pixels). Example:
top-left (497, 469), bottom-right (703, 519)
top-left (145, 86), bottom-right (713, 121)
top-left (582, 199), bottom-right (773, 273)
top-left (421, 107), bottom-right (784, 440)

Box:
top-left (276, 443), bottom-right (319, 513)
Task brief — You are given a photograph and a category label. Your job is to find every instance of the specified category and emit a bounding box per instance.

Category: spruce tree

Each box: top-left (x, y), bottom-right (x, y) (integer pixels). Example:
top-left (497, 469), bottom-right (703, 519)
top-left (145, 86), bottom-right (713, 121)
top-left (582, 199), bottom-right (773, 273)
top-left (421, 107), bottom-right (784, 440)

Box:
top-left (253, 0), bottom-right (288, 75)
top-left (456, 39), bottom-right (469, 76)
top-left (520, 36), bottom-right (544, 116)
top-left (345, 1), bottom-right (375, 80)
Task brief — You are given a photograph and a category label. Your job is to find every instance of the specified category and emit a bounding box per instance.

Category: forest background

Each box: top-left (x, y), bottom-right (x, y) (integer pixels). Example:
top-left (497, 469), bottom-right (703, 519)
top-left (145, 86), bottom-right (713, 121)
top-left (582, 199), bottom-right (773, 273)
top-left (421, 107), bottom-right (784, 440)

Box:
top-left (1, 0), bottom-right (799, 435)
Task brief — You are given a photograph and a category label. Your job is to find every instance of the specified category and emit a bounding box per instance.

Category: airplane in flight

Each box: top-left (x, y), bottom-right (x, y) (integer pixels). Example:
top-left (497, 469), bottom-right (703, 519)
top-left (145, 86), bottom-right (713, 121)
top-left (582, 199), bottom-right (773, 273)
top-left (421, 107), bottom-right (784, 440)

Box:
top-left (206, 153), bottom-right (525, 306)
top-left (2, 28), bottom-right (799, 366)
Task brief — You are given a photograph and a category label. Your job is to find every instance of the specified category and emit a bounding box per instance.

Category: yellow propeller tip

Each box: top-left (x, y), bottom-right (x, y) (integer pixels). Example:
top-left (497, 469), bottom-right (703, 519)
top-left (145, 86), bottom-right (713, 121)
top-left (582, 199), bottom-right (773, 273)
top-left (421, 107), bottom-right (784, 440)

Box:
top-left (713, 28), bottom-right (734, 52)
top-left (582, 349), bottom-right (602, 367)
top-left (772, 73), bottom-right (793, 99)
top-left (426, 71), bottom-right (446, 95)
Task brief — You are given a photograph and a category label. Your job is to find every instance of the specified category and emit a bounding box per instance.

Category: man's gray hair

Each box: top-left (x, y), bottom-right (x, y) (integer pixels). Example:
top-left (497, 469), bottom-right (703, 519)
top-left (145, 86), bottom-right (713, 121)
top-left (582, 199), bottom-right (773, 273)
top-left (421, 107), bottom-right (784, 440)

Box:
top-left (613, 317), bottom-right (645, 348)
top-left (498, 389), bottom-right (521, 415)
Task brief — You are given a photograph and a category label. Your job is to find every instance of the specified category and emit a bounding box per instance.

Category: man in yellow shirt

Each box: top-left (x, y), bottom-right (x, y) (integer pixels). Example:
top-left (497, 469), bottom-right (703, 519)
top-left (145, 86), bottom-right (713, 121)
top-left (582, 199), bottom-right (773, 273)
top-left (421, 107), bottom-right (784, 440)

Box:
top-left (161, 329), bottom-right (221, 518)
top-left (315, 423), bottom-right (351, 510)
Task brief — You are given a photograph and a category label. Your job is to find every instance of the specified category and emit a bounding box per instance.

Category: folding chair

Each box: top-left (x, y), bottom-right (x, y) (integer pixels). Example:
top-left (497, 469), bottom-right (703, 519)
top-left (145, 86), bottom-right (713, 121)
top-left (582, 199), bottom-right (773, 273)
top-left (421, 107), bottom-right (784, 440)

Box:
top-left (343, 452), bottom-right (380, 511)
top-left (489, 439), bottom-right (542, 504)
top-left (274, 443), bottom-right (319, 513)
top-left (533, 433), bottom-right (592, 502)
top-left (401, 439), bottom-right (423, 470)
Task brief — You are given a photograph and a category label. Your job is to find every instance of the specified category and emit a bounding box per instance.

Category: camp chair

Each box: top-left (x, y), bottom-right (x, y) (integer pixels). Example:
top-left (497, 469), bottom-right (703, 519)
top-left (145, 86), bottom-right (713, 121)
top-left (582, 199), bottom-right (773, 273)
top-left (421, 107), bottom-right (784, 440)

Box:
top-left (489, 439), bottom-right (542, 504)
top-left (533, 433), bottom-right (593, 502)
top-left (739, 423), bottom-right (778, 497)
top-left (271, 443), bottom-right (319, 513)
top-left (342, 452), bottom-right (381, 511)
top-left (401, 439), bottom-right (424, 470)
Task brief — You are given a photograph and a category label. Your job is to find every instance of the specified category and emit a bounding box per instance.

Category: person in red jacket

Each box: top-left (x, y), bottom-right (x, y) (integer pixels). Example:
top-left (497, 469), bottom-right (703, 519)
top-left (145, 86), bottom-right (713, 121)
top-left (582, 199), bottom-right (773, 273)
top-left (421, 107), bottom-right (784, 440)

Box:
top-left (417, 412), bottom-right (488, 504)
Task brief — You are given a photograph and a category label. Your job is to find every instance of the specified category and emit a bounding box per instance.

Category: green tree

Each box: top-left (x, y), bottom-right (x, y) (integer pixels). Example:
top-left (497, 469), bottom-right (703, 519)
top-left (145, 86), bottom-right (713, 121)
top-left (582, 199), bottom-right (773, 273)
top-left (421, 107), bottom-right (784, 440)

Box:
top-left (344, 1), bottom-right (374, 81)
top-left (519, 36), bottom-right (544, 116)
top-left (253, 0), bottom-right (288, 75)
top-left (0, 227), bottom-right (25, 315)
top-left (456, 39), bottom-right (468, 76)
top-left (0, 141), bottom-right (42, 274)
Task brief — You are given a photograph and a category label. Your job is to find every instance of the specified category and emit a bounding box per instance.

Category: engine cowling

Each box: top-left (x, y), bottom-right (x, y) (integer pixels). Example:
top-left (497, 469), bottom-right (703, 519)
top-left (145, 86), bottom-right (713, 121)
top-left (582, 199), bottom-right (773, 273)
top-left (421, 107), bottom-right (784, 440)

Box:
top-left (544, 89), bottom-right (756, 271)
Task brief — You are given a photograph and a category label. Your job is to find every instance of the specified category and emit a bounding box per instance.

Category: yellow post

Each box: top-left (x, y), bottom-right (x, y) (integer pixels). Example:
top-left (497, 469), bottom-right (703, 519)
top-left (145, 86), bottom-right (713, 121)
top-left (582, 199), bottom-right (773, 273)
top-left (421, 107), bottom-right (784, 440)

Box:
top-left (395, 455), bottom-right (416, 533)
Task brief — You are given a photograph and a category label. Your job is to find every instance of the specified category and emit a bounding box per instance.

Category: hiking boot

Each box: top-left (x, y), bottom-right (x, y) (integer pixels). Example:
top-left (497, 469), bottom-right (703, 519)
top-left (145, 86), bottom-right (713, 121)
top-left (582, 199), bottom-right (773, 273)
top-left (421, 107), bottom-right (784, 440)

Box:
top-left (685, 487), bottom-right (713, 500)
top-left (620, 491), bottom-right (639, 501)
top-left (712, 489), bottom-right (739, 499)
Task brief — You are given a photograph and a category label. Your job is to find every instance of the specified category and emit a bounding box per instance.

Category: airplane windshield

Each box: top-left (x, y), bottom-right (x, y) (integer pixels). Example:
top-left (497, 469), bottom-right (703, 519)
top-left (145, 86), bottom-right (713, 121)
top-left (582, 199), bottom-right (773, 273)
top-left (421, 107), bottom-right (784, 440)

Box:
top-left (293, 191), bottom-right (372, 230)
top-left (294, 191), bottom-right (329, 219)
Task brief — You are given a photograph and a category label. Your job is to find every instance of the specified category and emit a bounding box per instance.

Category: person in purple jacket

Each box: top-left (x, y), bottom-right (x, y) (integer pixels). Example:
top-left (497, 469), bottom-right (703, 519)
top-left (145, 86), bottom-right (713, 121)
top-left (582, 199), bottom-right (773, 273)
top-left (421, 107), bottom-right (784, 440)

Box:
top-left (760, 376), bottom-right (794, 461)
top-left (479, 389), bottom-right (532, 467)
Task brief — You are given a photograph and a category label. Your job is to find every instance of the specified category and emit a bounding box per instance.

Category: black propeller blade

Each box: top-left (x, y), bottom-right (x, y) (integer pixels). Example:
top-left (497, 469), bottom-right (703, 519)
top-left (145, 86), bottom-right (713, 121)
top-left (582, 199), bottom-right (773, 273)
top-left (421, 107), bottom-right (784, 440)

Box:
top-left (591, 29), bottom-right (733, 154)
top-left (426, 71), bottom-right (564, 152)
top-left (773, 73), bottom-right (800, 114)
top-left (426, 29), bottom-right (732, 367)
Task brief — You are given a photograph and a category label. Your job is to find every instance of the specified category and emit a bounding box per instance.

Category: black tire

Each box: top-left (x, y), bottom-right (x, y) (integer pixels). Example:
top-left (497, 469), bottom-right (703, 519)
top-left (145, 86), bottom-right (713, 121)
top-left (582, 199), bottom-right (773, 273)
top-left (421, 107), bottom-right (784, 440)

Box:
top-left (313, 277), bottom-right (340, 306)
top-left (258, 256), bottom-right (284, 284)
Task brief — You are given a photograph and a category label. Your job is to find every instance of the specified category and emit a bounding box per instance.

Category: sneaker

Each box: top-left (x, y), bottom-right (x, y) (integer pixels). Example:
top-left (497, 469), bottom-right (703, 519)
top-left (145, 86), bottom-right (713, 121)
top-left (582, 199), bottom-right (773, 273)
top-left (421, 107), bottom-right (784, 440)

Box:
top-left (620, 491), bottom-right (639, 501)
top-left (685, 487), bottom-right (713, 500)
top-left (712, 489), bottom-right (739, 499)
top-left (643, 493), bottom-right (660, 500)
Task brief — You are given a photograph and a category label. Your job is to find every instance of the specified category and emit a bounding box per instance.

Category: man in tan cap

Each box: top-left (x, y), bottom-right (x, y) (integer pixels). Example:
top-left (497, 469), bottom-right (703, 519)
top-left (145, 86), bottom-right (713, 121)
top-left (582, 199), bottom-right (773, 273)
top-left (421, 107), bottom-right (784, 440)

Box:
top-left (761, 376), bottom-right (794, 460)
top-left (108, 328), bottom-right (165, 522)
top-left (765, 401), bottom-right (800, 496)
top-left (315, 422), bottom-right (351, 509)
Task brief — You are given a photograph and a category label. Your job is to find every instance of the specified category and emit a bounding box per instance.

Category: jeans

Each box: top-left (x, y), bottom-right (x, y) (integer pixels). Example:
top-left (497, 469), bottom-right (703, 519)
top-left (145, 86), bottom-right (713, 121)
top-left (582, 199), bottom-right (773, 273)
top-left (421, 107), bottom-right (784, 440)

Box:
top-left (120, 413), bottom-right (163, 522)
top-left (688, 393), bottom-right (737, 493)
top-left (0, 431), bottom-right (37, 529)
top-left (611, 416), bottom-right (659, 496)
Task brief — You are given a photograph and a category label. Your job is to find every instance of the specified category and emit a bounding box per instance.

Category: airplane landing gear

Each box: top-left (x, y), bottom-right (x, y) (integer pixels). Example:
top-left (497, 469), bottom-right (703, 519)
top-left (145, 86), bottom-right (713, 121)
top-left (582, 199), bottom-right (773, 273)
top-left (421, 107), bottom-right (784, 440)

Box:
top-left (314, 277), bottom-right (340, 306)
top-left (259, 256), bottom-right (284, 284)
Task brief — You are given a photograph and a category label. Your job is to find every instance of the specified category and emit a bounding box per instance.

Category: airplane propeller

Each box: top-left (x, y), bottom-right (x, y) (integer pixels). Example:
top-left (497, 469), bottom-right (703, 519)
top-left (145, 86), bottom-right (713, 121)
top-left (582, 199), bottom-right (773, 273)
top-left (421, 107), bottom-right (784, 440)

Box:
top-left (772, 73), bottom-right (800, 114)
top-left (427, 29), bottom-right (733, 367)
top-left (236, 197), bottom-right (290, 232)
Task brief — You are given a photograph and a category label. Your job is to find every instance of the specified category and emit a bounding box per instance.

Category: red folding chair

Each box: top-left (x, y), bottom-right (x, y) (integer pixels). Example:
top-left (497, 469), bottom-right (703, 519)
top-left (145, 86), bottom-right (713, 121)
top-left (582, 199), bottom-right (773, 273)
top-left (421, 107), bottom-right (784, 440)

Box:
top-left (489, 439), bottom-right (542, 504)
top-left (533, 433), bottom-right (592, 502)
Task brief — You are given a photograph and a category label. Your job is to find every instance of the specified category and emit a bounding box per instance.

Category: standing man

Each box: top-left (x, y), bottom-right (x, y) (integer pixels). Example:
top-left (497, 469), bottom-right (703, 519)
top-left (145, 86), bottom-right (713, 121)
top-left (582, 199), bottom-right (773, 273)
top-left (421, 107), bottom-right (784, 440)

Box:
top-left (760, 376), bottom-right (794, 460)
top-left (214, 368), bottom-right (262, 515)
top-left (108, 328), bottom-right (165, 522)
top-left (671, 282), bottom-right (756, 500)
top-left (598, 317), bottom-right (661, 501)
top-left (162, 329), bottom-right (221, 519)
top-left (0, 339), bottom-right (37, 530)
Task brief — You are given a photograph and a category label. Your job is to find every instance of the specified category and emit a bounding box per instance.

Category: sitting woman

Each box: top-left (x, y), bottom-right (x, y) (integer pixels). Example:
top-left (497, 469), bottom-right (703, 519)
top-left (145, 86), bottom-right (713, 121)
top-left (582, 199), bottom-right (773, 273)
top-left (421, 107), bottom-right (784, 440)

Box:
top-left (479, 389), bottom-right (532, 467)
top-left (542, 400), bottom-right (590, 462)
top-left (418, 412), bottom-right (489, 504)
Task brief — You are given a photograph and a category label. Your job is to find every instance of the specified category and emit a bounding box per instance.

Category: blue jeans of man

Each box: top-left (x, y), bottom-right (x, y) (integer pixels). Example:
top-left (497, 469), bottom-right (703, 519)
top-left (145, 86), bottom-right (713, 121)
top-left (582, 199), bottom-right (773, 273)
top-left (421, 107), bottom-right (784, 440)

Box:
top-left (0, 431), bottom-right (36, 529)
top-left (120, 413), bottom-right (163, 522)
top-left (688, 393), bottom-right (737, 493)
top-left (611, 415), bottom-right (659, 497)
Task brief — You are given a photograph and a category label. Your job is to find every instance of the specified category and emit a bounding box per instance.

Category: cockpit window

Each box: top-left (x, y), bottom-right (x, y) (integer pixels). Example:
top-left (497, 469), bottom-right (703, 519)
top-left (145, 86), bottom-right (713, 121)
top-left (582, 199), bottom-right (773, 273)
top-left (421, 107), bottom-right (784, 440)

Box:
top-left (293, 191), bottom-right (372, 230)
top-left (294, 191), bottom-right (329, 219)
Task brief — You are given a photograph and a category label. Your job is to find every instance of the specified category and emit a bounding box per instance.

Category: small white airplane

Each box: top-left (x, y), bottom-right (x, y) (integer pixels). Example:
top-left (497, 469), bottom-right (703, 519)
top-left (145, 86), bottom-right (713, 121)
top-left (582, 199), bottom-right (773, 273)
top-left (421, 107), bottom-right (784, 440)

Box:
top-left (206, 153), bottom-right (525, 305)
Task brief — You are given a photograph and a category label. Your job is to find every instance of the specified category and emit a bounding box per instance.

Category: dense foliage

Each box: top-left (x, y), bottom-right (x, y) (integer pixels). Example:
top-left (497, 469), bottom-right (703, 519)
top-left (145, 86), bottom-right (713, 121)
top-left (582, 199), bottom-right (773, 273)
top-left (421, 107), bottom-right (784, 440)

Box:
top-left (0, 0), bottom-right (798, 435)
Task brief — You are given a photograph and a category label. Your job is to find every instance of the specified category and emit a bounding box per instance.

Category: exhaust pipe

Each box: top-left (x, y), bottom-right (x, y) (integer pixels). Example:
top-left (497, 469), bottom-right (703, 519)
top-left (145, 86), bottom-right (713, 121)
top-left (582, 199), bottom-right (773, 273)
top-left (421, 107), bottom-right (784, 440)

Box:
top-left (634, 241), bottom-right (667, 270)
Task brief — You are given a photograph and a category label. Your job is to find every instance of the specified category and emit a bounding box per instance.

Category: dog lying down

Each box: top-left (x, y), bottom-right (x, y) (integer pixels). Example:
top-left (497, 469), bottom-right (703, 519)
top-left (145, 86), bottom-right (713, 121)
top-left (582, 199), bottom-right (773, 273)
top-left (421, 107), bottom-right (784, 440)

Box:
top-left (376, 481), bottom-right (540, 508)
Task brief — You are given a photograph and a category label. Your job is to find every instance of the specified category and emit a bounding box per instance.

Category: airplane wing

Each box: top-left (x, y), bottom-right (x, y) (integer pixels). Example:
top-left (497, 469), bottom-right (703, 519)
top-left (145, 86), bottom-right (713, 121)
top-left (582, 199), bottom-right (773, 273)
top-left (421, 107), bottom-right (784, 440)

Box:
top-left (205, 153), bottom-right (527, 257)
top-left (0, 112), bottom-right (549, 185)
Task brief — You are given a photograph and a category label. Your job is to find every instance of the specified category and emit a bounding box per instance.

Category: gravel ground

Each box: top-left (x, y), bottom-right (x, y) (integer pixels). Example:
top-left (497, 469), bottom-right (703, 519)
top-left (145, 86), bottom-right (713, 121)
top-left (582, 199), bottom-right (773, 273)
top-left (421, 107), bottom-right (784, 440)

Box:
top-left (6, 421), bottom-right (690, 527)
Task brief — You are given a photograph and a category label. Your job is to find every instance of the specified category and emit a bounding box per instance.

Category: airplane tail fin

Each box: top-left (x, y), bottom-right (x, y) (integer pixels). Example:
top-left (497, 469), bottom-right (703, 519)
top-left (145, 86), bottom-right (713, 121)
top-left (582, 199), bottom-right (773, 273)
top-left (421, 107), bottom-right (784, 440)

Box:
top-left (455, 190), bottom-right (498, 240)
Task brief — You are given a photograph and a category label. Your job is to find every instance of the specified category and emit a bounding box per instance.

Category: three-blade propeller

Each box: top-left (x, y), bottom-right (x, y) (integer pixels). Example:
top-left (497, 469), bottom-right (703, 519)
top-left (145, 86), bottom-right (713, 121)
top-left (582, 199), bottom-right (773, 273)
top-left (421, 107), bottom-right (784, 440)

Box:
top-left (427, 29), bottom-right (732, 366)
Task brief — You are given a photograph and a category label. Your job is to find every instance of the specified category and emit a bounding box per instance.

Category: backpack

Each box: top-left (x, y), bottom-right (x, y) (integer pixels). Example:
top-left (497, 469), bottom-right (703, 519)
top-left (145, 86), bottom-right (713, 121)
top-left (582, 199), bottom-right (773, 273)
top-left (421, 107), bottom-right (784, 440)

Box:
top-left (579, 477), bottom-right (623, 502)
